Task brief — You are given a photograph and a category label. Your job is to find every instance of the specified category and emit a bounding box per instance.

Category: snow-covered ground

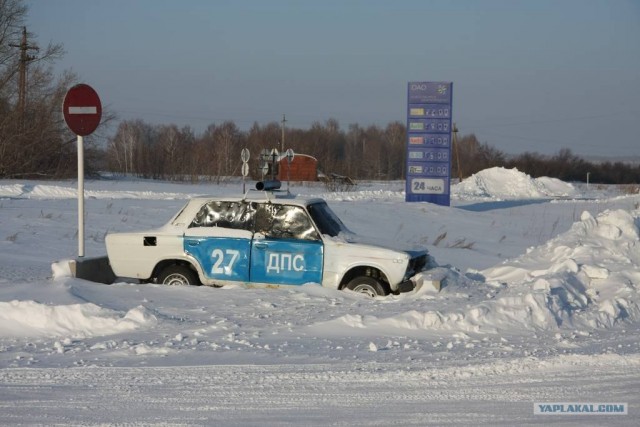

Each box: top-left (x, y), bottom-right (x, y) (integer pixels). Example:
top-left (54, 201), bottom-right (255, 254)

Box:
top-left (1, 167), bottom-right (639, 425)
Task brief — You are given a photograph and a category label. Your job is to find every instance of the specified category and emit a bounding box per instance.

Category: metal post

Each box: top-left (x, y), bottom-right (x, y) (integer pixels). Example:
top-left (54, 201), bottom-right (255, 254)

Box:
top-left (287, 158), bottom-right (291, 193)
top-left (452, 123), bottom-right (463, 182)
top-left (9, 27), bottom-right (38, 127)
top-left (271, 151), bottom-right (277, 180)
top-left (78, 135), bottom-right (85, 257)
top-left (281, 114), bottom-right (286, 153)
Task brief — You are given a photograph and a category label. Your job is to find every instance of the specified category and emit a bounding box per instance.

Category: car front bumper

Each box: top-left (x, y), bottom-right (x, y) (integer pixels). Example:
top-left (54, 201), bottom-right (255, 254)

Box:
top-left (396, 268), bottom-right (443, 294)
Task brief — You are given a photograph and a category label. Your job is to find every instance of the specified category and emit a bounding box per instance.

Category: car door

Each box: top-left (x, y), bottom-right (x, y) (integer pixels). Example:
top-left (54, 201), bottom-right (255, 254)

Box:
top-left (184, 200), bottom-right (255, 283)
top-left (249, 203), bottom-right (323, 285)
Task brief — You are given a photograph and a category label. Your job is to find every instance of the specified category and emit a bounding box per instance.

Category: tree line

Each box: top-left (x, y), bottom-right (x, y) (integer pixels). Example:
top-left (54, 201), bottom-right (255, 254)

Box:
top-left (2, 0), bottom-right (638, 184)
top-left (453, 134), bottom-right (640, 185)
top-left (105, 119), bottom-right (407, 181)
top-left (107, 118), bottom-right (640, 185)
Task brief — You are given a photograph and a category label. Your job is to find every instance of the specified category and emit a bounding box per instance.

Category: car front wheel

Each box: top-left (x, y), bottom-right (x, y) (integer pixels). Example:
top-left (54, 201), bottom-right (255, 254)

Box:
top-left (346, 276), bottom-right (389, 297)
top-left (157, 265), bottom-right (200, 286)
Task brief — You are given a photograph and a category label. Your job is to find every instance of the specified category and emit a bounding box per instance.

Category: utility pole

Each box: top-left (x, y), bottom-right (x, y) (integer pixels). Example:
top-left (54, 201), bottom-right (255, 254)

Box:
top-left (452, 122), bottom-right (463, 182)
top-left (9, 27), bottom-right (39, 126)
top-left (280, 114), bottom-right (287, 152)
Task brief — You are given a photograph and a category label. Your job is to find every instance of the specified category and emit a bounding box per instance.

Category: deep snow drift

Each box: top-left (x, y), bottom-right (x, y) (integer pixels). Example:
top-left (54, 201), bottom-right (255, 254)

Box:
top-left (453, 166), bottom-right (578, 199)
top-left (1, 167), bottom-right (639, 425)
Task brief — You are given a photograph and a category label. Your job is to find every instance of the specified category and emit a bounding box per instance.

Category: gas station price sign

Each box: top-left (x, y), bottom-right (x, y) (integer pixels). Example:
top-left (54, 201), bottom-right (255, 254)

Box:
top-left (405, 82), bottom-right (453, 205)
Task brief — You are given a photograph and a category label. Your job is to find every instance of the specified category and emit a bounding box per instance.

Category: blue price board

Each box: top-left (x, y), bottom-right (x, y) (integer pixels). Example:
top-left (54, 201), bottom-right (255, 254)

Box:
top-left (406, 82), bottom-right (452, 205)
top-left (408, 104), bottom-right (451, 119)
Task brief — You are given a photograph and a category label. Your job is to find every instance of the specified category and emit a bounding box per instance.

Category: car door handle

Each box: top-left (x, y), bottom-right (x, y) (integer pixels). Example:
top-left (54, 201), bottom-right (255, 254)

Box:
top-left (254, 241), bottom-right (267, 249)
top-left (186, 240), bottom-right (200, 246)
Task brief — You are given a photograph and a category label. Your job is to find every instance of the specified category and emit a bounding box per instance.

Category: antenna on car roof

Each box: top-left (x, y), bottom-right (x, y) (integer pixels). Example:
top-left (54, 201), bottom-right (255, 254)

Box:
top-left (241, 148), bottom-right (295, 200)
top-left (255, 180), bottom-right (281, 191)
top-left (243, 189), bottom-right (275, 201)
top-left (242, 179), bottom-right (295, 201)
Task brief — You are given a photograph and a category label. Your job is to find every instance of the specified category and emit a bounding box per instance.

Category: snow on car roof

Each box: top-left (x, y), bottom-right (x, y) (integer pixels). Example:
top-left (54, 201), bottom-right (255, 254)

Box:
top-left (186, 194), bottom-right (326, 206)
top-left (169, 194), bottom-right (327, 227)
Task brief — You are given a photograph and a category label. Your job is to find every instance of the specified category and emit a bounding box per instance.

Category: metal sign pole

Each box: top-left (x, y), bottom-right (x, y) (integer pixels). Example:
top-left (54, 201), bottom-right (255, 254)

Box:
top-left (63, 84), bottom-right (101, 258)
top-left (287, 158), bottom-right (291, 193)
top-left (285, 148), bottom-right (294, 194)
top-left (240, 148), bottom-right (250, 193)
top-left (77, 134), bottom-right (85, 257)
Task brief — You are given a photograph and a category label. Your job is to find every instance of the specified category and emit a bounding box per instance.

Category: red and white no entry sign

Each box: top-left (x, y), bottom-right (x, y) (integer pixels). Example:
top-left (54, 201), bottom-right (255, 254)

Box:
top-left (63, 83), bottom-right (102, 258)
top-left (62, 83), bottom-right (102, 136)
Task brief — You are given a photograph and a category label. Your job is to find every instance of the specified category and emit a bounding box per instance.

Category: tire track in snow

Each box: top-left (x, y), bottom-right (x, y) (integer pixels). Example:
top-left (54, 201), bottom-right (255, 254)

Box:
top-left (1, 356), bottom-right (638, 426)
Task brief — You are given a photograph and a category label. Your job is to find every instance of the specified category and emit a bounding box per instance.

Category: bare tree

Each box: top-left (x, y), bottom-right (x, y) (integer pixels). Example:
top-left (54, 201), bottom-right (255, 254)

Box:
top-left (0, 0), bottom-right (28, 91)
top-left (384, 121), bottom-right (406, 179)
top-left (107, 120), bottom-right (141, 175)
top-left (0, 0), bottom-right (78, 178)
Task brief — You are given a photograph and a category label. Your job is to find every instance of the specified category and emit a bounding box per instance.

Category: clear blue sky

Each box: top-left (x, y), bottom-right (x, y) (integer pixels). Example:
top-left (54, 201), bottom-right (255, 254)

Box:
top-left (27, 0), bottom-right (640, 157)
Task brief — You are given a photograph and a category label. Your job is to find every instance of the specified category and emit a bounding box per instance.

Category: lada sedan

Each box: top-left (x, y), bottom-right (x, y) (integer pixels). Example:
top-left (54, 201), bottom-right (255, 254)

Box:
top-left (106, 194), bottom-right (430, 297)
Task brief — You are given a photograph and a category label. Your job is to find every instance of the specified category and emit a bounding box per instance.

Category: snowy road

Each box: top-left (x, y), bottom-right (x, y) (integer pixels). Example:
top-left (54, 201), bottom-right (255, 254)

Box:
top-left (1, 355), bottom-right (638, 426)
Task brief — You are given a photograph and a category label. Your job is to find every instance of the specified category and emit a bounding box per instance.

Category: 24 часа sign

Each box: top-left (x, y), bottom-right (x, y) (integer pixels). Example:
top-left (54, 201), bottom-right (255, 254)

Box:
top-left (405, 82), bottom-right (452, 206)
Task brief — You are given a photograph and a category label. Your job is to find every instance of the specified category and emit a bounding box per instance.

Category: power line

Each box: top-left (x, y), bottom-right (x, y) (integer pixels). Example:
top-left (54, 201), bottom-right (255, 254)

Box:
top-left (9, 27), bottom-right (38, 126)
top-left (281, 113), bottom-right (286, 152)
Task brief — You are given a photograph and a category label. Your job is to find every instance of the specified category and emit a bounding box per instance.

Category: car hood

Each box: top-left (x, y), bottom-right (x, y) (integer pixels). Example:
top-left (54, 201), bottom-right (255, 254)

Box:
top-left (326, 232), bottom-right (428, 258)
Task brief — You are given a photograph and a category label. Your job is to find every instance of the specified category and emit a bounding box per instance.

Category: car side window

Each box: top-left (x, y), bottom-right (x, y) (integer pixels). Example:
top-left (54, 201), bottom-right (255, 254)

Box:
top-left (189, 201), bottom-right (256, 230)
top-left (254, 203), bottom-right (320, 241)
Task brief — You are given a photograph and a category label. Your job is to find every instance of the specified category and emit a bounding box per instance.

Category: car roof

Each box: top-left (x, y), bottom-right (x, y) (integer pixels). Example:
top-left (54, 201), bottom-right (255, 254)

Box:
top-left (169, 194), bottom-right (327, 226)
top-left (187, 194), bottom-right (326, 207)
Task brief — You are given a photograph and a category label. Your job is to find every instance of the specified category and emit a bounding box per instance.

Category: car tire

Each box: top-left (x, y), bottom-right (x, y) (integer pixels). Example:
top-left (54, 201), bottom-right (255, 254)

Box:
top-left (157, 265), bottom-right (201, 286)
top-left (345, 276), bottom-right (389, 297)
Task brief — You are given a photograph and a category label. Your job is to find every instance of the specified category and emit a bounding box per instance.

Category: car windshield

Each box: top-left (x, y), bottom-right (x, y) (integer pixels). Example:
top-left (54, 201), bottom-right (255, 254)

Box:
top-left (306, 202), bottom-right (350, 237)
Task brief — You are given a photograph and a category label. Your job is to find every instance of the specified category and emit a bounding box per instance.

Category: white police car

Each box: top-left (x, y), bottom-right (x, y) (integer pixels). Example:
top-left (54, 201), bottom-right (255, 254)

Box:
top-left (105, 191), bottom-right (431, 297)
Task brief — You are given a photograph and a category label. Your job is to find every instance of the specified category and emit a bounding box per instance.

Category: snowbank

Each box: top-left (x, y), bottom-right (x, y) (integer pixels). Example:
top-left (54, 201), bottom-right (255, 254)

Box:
top-left (311, 209), bottom-right (640, 336)
top-left (452, 167), bottom-right (577, 199)
top-left (482, 208), bottom-right (640, 329)
top-left (0, 301), bottom-right (156, 338)
top-left (0, 183), bottom-right (195, 200)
